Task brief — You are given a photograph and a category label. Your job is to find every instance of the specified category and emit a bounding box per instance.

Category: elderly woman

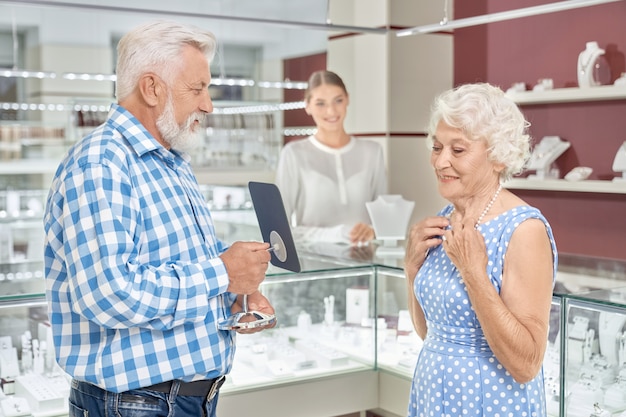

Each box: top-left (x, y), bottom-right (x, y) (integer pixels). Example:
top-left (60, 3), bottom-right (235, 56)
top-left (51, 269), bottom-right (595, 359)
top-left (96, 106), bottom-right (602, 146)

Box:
top-left (404, 83), bottom-right (557, 417)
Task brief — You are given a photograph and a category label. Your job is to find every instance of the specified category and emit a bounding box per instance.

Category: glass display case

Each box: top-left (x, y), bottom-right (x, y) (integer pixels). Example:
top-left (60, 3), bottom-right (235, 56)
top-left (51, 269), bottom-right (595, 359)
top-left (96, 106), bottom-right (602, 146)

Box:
top-left (561, 288), bottom-right (626, 417)
top-left (545, 298), bottom-right (564, 417)
top-left (1, 196), bottom-right (626, 416)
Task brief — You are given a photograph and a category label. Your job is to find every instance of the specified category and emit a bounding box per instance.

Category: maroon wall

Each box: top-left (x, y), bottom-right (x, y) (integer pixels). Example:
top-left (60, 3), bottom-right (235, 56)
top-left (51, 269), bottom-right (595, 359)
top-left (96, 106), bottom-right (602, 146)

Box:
top-left (283, 52), bottom-right (326, 143)
top-left (454, 0), bottom-right (626, 260)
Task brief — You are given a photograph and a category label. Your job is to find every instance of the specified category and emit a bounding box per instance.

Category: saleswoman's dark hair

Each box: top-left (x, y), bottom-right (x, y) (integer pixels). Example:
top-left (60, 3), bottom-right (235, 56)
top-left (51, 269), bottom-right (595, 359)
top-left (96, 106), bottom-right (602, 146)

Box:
top-left (304, 70), bottom-right (348, 102)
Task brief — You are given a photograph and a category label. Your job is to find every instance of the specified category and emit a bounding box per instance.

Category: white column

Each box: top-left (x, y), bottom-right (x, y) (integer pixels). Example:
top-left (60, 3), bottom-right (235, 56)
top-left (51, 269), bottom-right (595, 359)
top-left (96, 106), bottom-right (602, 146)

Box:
top-left (327, 0), bottom-right (451, 223)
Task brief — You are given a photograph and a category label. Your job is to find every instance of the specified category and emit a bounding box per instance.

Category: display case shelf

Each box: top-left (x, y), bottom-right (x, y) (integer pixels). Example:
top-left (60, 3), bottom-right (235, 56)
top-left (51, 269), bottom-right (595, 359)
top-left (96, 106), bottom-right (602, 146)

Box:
top-left (505, 178), bottom-right (626, 194)
top-left (0, 160), bottom-right (60, 176)
top-left (506, 85), bottom-right (626, 105)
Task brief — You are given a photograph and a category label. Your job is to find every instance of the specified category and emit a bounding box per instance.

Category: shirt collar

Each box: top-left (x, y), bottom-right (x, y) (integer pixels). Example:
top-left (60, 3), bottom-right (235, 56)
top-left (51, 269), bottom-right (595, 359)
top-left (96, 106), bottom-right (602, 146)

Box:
top-left (107, 103), bottom-right (191, 166)
top-left (308, 135), bottom-right (355, 154)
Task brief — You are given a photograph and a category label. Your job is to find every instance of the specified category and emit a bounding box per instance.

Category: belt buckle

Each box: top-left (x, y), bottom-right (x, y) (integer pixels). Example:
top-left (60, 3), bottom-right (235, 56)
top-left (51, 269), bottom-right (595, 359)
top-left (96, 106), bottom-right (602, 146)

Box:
top-left (207, 376), bottom-right (225, 401)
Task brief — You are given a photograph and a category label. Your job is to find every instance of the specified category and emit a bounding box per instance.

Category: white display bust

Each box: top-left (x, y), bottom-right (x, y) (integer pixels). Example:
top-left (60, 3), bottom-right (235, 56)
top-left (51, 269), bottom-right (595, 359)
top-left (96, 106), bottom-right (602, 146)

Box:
top-left (578, 41), bottom-right (607, 88)
top-left (366, 195), bottom-right (415, 256)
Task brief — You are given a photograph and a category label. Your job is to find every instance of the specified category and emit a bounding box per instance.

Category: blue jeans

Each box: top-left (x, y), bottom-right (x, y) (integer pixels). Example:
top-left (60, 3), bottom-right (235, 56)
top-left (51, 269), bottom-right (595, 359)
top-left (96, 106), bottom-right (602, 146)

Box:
top-left (68, 379), bottom-right (219, 417)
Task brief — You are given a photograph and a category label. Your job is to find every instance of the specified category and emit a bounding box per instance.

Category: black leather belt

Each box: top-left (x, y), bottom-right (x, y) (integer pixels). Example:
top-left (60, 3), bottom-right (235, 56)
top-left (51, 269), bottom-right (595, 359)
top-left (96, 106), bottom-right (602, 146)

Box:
top-left (145, 376), bottom-right (226, 401)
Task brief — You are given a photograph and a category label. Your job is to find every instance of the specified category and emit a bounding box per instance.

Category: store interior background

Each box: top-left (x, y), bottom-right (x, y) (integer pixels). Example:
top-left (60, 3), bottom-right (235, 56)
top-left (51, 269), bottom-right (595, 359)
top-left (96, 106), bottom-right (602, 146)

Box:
top-left (2, 0), bottom-right (626, 265)
top-left (1, 2), bottom-right (626, 417)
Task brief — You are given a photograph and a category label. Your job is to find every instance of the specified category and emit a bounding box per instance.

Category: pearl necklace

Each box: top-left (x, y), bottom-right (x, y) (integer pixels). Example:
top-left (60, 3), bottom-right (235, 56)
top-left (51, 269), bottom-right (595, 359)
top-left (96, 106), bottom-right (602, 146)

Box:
top-left (449, 184), bottom-right (503, 230)
top-left (474, 184), bottom-right (502, 229)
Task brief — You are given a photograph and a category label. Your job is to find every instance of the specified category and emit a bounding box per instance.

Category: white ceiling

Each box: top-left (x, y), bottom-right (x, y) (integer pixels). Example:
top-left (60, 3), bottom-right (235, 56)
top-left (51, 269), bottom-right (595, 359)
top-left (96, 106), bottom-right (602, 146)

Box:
top-left (0, 0), bottom-right (345, 60)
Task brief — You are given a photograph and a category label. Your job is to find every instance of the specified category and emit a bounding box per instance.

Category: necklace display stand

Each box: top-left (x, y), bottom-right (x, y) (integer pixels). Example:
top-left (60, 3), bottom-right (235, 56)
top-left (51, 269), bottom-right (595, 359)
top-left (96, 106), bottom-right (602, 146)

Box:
top-left (578, 41), bottom-right (610, 88)
top-left (527, 136), bottom-right (571, 179)
top-left (598, 311), bottom-right (626, 367)
top-left (612, 141), bottom-right (626, 182)
top-left (604, 367), bottom-right (626, 412)
top-left (366, 195), bottom-right (414, 257)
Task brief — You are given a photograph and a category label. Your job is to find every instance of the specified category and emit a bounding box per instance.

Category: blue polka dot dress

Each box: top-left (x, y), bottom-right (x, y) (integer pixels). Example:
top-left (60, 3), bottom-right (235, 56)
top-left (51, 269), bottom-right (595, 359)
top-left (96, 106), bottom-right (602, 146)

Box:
top-left (408, 205), bottom-right (557, 417)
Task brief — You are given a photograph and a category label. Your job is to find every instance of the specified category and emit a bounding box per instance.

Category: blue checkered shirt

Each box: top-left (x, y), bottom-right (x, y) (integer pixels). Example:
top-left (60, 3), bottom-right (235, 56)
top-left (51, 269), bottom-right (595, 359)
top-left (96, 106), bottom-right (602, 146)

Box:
top-left (44, 104), bottom-right (236, 393)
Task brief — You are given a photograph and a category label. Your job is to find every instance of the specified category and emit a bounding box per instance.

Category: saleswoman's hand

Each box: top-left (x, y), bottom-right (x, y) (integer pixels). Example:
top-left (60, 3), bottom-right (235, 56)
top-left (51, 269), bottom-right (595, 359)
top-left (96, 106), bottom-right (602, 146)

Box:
top-left (349, 223), bottom-right (375, 245)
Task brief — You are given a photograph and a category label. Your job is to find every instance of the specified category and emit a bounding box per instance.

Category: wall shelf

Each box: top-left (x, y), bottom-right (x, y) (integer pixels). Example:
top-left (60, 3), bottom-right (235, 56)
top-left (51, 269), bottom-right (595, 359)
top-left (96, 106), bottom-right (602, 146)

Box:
top-left (505, 85), bottom-right (626, 105)
top-left (504, 178), bottom-right (626, 194)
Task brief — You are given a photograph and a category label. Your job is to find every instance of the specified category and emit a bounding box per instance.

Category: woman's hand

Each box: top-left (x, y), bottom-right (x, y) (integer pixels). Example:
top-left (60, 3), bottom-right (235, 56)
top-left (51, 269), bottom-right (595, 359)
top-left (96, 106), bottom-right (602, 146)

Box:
top-left (404, 215), bottom-right (448, 339)
top-left (404, 216), bottom-right (450, 280)
top-left (441, 216), bottom-right (488, 281)
top-left (349, 222), bottom-right (375, 244)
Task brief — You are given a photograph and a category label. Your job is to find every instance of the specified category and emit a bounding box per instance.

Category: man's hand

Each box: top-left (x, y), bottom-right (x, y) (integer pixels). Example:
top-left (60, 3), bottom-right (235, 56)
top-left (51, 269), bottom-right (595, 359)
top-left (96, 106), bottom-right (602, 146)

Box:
top-left (220, 241), bottom-right (270, 294)
top-left (232, 291), bottom-right (277, 334)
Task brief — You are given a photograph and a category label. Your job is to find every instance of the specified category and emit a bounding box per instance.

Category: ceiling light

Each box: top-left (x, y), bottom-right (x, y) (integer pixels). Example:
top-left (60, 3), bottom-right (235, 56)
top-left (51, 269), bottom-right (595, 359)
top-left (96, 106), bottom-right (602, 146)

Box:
top-left (2, 100), bottom-right (306, 115)
top-left (0, 69), bottom-right (57, 79)
top-left (257, 81), bottom-right (308, 90)
top-left (211, 77), bottom-right (255, 87)
top-left (62, 72), bottom-right (117, 81)
top-left (215, 101), bottom-right (306, 115)
top-left (397, 0), bottom-right (621, 36)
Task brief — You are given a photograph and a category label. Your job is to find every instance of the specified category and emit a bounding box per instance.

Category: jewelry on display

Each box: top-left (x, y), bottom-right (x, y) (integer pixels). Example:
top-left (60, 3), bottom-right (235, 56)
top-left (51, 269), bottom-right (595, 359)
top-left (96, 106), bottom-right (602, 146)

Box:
top-left (324, 295), bottom-right (335, 326)
top-left (527, 136), bottom-right (571, 179)
top-left (474, 184), bottom-right (502, 229)
top-left (579, 49), bottom-right (600, 76)
top-left (590, 402), bottom-right (612, 417)
top-left (598, 311), bottom-right (626, 367)
top-left (577, 41), bottom-right (609, 88)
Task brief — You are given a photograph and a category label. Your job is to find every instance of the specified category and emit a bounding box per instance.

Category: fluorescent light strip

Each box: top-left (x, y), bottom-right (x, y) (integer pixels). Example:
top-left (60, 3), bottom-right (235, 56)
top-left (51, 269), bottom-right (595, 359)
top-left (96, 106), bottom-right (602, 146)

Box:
top-left (1, 101), bottom-right (305, 115)
top-left (60, 75), bottom-right (307, 89)
top-left (1, 102), bottom-right (69, 111)
top-left (397, 0), bottom-right (621, 36)
top-left (62, 72), bottom-right (117, 81)
top-left (0, 69), bottom-right (57, 79)
top-left (211, 78), bottom-right (255, 87)
top-left (215, 101), bottom-right (305, 115)
top-left (211, 78), bottom-right (307, 89)
top-left (284, 128), bottom-right (317, 137)
top-left (257, 81), bottom-right (308, 90)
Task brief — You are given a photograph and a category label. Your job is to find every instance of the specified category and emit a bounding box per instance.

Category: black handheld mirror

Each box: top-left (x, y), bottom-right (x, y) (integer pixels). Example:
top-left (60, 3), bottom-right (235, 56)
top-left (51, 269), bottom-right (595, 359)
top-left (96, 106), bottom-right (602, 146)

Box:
top-left (218, 181), bottom-right (300, 330)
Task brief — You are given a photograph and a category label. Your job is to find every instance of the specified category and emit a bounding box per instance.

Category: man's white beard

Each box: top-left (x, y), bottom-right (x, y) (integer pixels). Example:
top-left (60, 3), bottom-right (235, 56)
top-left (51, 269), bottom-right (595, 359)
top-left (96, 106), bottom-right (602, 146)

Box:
top-left (156, 96), bottom-right (205, 151)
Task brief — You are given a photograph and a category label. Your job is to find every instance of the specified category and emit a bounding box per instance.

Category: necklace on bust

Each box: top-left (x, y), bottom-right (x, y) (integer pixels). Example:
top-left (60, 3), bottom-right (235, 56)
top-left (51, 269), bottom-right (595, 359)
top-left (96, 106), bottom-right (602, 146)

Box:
top-left (449, 184), bottom-right (503, 229)
top-left (578, 51), bottom-right (600, 76)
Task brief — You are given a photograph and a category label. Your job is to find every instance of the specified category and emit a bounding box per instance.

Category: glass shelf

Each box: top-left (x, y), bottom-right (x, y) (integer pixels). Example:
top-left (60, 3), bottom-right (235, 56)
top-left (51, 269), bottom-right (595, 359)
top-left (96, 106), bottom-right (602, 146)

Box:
top-left (565, 286), bottom-right (626, 310)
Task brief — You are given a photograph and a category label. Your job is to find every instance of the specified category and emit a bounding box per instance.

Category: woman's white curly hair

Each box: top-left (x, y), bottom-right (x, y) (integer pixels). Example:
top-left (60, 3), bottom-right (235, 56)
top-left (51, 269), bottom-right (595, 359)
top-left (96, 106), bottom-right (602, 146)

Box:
top-left (426, 83), bottom-right (531, 182)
